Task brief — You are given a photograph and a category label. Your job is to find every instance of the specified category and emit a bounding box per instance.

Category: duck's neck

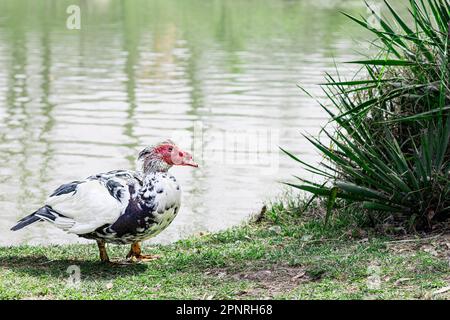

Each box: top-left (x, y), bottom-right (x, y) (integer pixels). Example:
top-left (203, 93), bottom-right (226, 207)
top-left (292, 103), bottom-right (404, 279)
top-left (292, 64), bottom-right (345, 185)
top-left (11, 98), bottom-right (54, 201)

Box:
top-left (139, 157), bottom-right (172, 175)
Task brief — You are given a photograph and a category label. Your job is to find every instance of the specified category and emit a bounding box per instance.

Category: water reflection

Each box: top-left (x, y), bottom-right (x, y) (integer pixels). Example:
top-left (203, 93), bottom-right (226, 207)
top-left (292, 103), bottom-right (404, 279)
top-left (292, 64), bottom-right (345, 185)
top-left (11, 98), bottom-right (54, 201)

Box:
top-left (0, 0), bottom-right (368, 245)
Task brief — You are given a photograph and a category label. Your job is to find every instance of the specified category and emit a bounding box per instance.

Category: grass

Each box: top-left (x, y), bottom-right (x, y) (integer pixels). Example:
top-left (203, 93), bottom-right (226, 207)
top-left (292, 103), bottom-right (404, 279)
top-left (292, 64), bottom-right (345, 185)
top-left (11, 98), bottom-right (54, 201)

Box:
top-left (0, 199), bottom-right (449, 300)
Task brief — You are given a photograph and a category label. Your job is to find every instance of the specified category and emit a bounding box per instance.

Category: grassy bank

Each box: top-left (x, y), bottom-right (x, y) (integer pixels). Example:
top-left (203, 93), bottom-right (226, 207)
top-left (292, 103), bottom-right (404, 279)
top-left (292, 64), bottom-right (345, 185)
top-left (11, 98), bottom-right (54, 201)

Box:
top-left (0, 201), bottom-right (449, 300)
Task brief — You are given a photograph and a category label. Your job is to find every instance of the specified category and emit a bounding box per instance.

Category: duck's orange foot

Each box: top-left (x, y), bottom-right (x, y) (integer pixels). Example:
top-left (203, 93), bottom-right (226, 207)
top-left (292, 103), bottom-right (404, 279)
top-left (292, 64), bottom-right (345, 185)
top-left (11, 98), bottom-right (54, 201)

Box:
top-left (126, 242), bottom-right (160, 262)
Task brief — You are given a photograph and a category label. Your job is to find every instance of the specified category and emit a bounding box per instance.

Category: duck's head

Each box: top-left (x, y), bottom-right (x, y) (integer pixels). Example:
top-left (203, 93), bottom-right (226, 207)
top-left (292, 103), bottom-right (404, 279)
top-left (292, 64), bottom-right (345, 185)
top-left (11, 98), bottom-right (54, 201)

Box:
top-left (137, 140), bottom-right (198, 173)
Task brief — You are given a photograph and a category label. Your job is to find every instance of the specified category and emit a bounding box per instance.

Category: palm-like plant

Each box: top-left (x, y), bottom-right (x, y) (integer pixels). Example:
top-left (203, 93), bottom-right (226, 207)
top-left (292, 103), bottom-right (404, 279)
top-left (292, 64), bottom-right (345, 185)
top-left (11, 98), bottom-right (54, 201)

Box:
top-left (284, 0), bottom-right (450, 229)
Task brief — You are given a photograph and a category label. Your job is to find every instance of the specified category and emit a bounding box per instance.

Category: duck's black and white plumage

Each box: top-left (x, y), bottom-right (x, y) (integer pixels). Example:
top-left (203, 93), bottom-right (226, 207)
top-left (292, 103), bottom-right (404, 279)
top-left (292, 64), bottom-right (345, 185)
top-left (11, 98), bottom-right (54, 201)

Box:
top-left (11, 140), bottom-right (198, 262)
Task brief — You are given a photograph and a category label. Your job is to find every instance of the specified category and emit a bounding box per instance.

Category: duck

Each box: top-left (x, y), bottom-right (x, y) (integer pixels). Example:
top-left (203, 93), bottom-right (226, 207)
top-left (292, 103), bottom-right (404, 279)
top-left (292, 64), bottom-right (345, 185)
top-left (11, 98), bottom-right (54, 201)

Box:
top-left (11, 140), bottom-right (198, 263)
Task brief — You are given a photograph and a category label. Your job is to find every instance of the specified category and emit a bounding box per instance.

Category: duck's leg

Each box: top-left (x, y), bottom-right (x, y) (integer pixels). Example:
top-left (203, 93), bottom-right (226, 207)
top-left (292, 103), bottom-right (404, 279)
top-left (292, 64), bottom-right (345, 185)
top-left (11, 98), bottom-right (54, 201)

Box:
top-left (96, 239), bottom-right (110, 263)
top-left (126, 242), bottom-right (160, 262)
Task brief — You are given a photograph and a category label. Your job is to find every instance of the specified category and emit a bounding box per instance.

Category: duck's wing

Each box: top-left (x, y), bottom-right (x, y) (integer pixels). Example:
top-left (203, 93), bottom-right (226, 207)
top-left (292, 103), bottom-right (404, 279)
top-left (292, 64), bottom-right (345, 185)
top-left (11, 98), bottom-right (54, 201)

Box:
top-left (44, 170), bottom-right (141, 235)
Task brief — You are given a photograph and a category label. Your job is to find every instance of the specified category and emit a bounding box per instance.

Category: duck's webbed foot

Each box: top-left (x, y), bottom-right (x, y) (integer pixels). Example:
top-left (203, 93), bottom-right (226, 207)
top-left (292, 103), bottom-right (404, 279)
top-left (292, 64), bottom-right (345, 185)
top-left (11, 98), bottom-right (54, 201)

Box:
top-left (126, 242), bottom-right (161, 262)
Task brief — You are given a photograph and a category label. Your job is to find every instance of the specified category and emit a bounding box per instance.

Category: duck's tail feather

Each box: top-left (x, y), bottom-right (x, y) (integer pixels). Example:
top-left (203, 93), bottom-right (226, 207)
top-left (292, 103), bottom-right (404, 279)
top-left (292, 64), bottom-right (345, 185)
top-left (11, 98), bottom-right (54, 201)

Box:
top-left (10, 206), bottom-right (54, 231)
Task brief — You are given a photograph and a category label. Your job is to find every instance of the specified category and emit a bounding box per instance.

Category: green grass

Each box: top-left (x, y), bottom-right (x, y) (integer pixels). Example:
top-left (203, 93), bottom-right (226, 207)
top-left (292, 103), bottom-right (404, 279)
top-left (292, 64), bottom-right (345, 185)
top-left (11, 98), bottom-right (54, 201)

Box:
top-left (0, 201), bottom-right (449, 300)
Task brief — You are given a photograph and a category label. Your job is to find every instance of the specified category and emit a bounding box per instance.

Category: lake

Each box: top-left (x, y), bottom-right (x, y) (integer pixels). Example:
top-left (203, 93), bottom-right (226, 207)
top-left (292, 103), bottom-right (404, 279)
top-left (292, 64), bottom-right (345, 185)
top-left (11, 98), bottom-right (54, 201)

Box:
top-left (0, 0), bottom-right (371, 245)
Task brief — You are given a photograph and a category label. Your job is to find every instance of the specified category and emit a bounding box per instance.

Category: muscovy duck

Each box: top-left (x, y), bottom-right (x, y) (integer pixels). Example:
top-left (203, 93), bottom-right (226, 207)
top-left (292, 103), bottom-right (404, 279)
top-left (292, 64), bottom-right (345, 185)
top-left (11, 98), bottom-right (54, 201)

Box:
top-left (11, 140), bottom-right (198, 262)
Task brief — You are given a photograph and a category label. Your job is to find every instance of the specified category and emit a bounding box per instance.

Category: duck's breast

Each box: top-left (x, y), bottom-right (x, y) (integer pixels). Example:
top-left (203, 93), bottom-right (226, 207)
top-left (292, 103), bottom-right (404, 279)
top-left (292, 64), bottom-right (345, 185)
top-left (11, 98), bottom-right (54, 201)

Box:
top-left (149, 173), bottom-right (181, 225)
top-left (146, 172), bottom-right (182, 234)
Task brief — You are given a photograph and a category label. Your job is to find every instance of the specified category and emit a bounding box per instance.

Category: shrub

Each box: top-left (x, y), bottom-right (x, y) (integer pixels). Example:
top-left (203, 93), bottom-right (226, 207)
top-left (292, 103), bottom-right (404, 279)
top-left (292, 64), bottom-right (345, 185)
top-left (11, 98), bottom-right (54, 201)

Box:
top-left (284, 0), bottom-right (450, 230)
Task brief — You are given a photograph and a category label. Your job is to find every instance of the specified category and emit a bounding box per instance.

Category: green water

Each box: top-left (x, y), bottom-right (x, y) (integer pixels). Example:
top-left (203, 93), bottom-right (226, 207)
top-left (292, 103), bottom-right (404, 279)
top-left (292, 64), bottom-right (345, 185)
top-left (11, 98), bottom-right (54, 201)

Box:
top-left (0, 0), bottom-right (370, 245)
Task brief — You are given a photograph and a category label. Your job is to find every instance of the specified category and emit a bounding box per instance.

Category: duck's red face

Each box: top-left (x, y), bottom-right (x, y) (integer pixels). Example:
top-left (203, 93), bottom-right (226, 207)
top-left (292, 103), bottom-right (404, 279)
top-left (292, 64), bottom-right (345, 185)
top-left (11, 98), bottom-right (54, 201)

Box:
top-left (154, 143), bottom-right (199, 168)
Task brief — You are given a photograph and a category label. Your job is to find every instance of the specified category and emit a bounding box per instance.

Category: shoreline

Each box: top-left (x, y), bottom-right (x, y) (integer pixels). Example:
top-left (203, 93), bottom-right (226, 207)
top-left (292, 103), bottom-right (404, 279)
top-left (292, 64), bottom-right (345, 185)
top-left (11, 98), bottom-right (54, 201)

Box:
top-left (1, 202), bottom-right (449, 300)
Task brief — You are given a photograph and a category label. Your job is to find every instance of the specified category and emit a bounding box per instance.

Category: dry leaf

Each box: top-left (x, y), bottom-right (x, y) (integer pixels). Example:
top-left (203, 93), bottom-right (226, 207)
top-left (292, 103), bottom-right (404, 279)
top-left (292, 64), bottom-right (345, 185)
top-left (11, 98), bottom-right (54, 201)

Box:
top-left (394, 278), bottom-right (412, 286)
top-left (433, 285), bottom-right (450, 295)
top-left (291, 271), bottom-right (306, 281)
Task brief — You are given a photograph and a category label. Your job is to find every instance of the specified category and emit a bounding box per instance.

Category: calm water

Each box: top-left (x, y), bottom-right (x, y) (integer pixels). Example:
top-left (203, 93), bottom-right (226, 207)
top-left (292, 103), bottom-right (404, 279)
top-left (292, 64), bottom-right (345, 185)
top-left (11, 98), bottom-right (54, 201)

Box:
top-left (0, 0), bottom-right (370, 245)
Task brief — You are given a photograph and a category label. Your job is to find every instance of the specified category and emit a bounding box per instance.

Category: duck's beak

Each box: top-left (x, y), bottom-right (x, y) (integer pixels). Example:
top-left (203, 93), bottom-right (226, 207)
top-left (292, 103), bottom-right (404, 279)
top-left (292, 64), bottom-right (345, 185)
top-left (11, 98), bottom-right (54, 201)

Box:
top-left (181, 152), bottom-right (199, 168)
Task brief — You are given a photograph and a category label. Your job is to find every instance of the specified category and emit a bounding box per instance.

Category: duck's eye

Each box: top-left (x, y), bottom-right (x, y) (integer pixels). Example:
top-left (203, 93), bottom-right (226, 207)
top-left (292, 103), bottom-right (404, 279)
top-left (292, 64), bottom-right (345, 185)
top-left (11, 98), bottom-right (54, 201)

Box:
top-left (138, 149), bottom-right (150, 159)
top-left (168, 147), bottom-right (173, 152)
